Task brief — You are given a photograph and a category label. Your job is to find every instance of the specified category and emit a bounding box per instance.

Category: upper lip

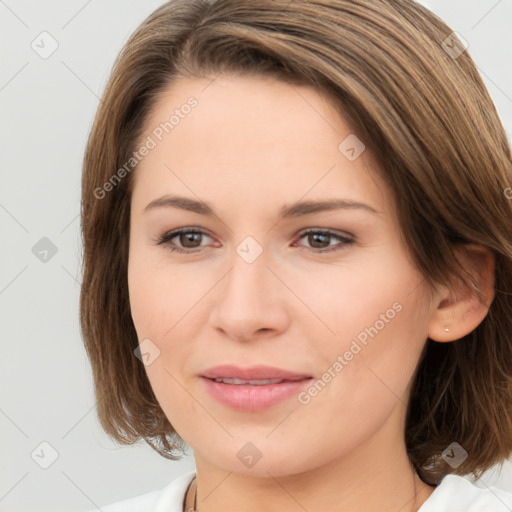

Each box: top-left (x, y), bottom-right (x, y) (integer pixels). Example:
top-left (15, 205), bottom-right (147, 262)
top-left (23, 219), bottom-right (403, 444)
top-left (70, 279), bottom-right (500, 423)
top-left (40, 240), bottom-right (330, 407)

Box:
top-left (200, 365), bottom-right (312, 381)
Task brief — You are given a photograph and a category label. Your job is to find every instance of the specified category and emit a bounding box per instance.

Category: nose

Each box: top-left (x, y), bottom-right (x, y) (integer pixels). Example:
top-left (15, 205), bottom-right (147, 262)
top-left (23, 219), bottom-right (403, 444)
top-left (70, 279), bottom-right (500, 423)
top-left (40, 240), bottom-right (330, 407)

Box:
top-left (209, 242), bottom-right (291, 342)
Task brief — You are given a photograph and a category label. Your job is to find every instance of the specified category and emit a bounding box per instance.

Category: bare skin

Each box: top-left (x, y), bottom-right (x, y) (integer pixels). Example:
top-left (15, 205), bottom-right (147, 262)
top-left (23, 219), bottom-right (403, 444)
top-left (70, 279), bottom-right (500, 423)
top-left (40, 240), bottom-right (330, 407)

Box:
top-left (127, 73), bottom-right (494, 512)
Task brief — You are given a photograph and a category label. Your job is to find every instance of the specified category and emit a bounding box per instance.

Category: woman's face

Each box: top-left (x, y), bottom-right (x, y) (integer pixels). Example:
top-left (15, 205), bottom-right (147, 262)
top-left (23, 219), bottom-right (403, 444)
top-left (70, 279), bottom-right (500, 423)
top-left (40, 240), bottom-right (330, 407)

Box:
top-left (128, 73), bottom-right (437, 477)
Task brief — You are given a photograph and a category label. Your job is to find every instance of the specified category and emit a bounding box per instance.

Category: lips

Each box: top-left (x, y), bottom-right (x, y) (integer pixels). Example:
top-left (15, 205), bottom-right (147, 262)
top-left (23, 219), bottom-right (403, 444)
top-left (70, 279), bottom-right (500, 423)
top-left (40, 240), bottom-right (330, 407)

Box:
top-left (200, 364), bottom-right (312, 382)
top-left (200, 366), bottom-right (313, 411)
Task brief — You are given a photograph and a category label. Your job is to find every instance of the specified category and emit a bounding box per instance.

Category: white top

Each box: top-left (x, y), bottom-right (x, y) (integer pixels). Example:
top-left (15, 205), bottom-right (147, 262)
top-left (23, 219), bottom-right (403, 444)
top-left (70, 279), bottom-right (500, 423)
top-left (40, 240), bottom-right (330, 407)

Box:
top-left (89, 470), bottom-right (512, 512)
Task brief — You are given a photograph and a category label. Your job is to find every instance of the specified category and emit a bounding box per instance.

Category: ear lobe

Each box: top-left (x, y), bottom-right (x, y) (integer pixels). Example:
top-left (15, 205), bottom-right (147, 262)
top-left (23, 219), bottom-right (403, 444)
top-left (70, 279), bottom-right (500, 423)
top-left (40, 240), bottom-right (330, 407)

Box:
top-left (428, 244), bottom-right (495, 342)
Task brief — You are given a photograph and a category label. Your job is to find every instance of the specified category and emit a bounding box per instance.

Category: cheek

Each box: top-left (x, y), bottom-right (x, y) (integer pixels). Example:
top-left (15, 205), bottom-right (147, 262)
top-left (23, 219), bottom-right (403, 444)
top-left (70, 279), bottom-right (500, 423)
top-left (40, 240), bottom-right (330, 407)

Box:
top-left (289, 252), bottom-right (420, 347)
top-left (288, 284), bottom-right (427, 461)
top-left (127, 245), bottom-right (198, 341)
top-left (127, 257), bottom-right (159, 340)
top-left (297, 255), bottom-right (428, 401)
top-left (127, 250), bottom-right (197, 438)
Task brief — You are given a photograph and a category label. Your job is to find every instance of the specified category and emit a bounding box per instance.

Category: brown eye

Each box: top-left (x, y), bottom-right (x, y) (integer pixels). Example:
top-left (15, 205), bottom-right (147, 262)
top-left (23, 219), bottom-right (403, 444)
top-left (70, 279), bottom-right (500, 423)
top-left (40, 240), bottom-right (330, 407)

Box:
top-left (295, 229), bottom-right (354, 253)
top-left (178, 232), bottom-right (203, 248)
top-left (306, 232), bottom-right (331, 249)
top-left (155, 228), bottom-right (214, 253)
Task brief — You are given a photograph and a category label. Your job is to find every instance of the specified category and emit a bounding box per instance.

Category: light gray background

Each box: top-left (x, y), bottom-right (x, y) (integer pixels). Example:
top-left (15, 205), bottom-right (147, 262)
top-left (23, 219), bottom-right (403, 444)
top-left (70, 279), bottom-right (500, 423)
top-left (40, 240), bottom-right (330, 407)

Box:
top-left (1, 1), bottom-right (511, 511)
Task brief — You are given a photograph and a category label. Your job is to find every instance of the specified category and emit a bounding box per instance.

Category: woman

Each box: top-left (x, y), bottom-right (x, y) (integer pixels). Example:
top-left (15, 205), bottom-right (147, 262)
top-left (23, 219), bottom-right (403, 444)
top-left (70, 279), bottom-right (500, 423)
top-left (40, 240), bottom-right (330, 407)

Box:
top-left (81, 0), bottom-right (512, 510)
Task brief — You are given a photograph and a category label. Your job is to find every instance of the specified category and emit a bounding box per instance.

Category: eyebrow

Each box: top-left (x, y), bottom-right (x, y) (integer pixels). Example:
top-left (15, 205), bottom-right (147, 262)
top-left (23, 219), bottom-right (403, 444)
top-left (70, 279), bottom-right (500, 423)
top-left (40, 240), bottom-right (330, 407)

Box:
top-left (143, 195), bottom-right (380, 217)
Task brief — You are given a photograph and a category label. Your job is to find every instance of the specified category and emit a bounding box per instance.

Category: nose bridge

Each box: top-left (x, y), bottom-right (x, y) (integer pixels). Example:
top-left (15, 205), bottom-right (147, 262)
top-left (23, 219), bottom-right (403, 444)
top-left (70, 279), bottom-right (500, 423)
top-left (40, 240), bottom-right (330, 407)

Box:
top-left (227, 234), bottom-right (271, 302)
top-left (210, 234), bottom-right (289, 339)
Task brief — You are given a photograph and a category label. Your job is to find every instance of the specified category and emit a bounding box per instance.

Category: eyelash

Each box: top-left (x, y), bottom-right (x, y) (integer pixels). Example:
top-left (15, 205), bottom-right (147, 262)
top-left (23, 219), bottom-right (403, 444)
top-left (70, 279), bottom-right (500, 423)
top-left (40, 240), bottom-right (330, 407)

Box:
top-left (154, 227), bottom-right (355, 254)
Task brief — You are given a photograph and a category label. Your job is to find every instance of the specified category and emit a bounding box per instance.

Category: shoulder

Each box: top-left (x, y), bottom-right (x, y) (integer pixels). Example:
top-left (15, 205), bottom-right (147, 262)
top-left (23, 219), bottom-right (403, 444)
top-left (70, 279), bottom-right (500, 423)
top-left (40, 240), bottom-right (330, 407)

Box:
top-left (419, 473), bottom-right (512, 511)
top-left (87, 471), bottom-right (196, 512)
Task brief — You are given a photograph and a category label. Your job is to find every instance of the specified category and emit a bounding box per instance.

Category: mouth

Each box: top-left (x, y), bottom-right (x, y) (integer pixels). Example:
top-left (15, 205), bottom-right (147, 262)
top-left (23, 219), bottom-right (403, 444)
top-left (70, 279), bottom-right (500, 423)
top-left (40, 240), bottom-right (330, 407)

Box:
top-left (200, 367), bottom-right (313, 412)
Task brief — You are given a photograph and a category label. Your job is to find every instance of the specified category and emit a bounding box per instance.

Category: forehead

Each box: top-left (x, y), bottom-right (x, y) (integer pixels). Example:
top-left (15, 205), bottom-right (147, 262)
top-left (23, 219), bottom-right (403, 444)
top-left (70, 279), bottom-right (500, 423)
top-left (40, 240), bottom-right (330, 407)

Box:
top-left (140, 73), bottom-right (350, 156)
top-left (131, 73), bottom-right (390, 217)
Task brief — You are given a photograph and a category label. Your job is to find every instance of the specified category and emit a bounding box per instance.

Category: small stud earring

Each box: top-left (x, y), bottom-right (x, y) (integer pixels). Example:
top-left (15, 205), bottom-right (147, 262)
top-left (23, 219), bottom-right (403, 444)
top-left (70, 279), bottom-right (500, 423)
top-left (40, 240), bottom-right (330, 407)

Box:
top-left (444, 327), bottom-right (451, 332)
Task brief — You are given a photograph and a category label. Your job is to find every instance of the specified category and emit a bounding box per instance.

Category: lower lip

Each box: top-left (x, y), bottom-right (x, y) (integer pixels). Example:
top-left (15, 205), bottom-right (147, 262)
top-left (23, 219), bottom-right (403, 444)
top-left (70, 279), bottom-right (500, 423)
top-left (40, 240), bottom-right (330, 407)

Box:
top-left (201, 377), bottom-right (312, 412)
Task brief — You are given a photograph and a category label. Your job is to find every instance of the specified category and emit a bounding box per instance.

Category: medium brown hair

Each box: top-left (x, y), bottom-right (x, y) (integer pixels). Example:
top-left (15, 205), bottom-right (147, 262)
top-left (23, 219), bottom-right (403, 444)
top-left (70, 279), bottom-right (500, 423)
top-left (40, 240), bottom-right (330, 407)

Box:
top-left (80, 0), bottom-right (512, 485)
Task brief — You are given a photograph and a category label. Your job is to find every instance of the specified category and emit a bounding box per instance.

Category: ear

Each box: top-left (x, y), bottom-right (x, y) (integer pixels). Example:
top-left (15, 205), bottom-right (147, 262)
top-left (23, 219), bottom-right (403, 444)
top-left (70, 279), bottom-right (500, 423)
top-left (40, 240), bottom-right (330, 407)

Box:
top-left (428, 244), bottom-right (495, 342)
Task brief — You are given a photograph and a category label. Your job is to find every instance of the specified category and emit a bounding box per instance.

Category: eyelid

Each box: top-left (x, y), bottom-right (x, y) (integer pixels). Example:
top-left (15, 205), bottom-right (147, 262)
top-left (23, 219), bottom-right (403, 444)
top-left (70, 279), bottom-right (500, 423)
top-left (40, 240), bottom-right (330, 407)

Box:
top-left (295, 227), bottom-right (355, 240)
